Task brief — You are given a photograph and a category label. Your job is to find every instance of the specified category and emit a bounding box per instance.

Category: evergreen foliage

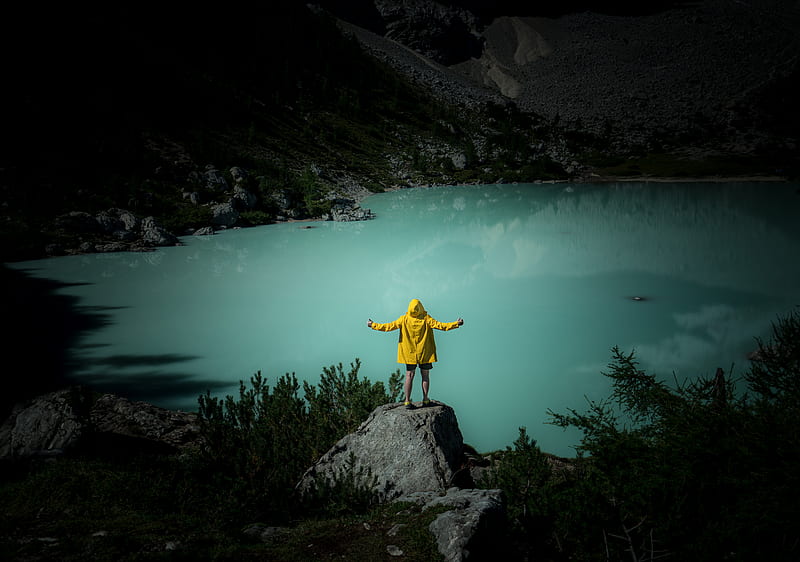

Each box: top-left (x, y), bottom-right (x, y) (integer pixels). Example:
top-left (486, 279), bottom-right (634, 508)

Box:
top-left (481, 308), bottom-right (800, 561)
top-left (196, 359), bottom-right (402, 523)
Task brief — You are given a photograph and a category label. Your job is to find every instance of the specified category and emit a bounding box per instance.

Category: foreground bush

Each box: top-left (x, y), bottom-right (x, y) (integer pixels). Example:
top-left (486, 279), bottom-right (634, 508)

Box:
top-left (196, 358), bottom-right (402, 523)
top-left (482, 309), bottom-right (800, 561)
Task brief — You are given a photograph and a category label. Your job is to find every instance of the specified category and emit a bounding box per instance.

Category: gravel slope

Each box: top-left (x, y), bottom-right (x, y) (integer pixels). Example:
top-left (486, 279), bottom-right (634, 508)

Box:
top-left (338, 0), bottom-right (799, 151)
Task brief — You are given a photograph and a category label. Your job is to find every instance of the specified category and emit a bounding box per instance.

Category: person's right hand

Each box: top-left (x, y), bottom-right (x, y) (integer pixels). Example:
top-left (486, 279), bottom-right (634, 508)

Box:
top-left (367, 318), bottom-right (373, 327)
top-left (457, 318), bottom-right (464, 326)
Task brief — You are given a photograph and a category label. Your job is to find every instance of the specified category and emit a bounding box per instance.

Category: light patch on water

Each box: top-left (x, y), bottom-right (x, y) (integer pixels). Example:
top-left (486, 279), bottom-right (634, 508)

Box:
top-left (10, 182), bottom-right (800, 456)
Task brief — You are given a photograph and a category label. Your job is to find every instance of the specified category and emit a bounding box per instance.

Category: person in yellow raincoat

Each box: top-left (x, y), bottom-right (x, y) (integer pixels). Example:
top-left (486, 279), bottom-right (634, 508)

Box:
top-left (367, 298), bottom-right (464, 409)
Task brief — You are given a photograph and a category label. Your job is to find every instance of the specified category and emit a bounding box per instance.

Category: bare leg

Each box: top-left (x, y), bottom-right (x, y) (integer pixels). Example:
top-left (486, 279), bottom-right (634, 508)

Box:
top-left (404, 370), bottom-right (416, 403)
top-left (421, 369), bottom-right (430, 402)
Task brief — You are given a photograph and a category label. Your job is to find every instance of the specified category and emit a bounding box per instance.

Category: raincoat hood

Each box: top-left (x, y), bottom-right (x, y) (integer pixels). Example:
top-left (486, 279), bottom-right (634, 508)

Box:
top-left (407, 299), bottom-right (427, 319)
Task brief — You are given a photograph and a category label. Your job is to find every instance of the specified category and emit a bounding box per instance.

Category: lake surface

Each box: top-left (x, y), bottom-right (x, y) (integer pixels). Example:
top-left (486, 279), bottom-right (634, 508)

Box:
top-left (9, 182), bottom-right (800, 456)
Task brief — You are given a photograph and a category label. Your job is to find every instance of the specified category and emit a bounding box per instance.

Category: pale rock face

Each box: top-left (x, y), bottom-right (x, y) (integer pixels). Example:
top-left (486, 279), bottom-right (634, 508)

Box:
top-left (297, 401), bottom-right (466, 501)
top-left (296, 400), bottom-right (509, 561)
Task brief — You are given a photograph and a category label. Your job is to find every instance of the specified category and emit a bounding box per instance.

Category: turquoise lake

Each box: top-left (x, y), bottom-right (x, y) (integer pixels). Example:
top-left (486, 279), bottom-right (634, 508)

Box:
top-left (9, 182), bottom-right (800, 457)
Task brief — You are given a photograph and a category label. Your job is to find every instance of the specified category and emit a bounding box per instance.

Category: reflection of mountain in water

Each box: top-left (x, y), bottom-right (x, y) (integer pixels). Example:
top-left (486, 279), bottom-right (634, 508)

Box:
top-left (447, 183), bottom-right (800, 294)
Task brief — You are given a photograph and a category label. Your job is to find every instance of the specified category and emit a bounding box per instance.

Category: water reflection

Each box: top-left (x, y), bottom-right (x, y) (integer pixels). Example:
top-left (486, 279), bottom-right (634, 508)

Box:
top-left (384, 183), bottom-right (799, 292)
top-left (8, 182), bottom-right (800, 455)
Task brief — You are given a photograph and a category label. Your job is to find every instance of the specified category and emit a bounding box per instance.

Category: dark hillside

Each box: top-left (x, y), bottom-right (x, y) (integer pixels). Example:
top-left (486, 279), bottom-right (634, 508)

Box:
top-left (2, 2), bottom-right (797, 262)
top-left (2, 5), bottom-right (480, 261)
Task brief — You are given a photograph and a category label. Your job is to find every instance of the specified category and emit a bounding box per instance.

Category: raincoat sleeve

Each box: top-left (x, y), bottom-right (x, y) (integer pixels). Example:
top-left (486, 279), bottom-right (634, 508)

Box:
top-left (425, 316), bottom-right (461, 331)
top-left (370, 317), bottom-right (403, 331)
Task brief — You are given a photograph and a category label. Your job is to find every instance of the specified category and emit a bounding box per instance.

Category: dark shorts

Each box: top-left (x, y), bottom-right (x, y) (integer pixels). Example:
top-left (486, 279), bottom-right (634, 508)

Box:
top-left (405, 363), bottom-right (433, 371)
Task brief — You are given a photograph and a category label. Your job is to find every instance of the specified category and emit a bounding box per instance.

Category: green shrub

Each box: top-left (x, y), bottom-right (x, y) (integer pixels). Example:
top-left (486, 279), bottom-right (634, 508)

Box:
top-left (238, 210), bottom-right (273, 225)
top-left (302, 452), bottom-right (380, 517)
top-left (538, 310), bottom-right (800, 561)
top-left (477, 428), bottom-right (552, 529)
top-left (196, 359), bottom-right (402, 524)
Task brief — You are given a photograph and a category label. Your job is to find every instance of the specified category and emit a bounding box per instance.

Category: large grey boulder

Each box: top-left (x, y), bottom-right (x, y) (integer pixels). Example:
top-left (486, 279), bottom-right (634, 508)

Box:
top-left (0, 388), bottom-right (202, 459)
top-left (140, 216), bottom-right (180, 246)
top-left (210, 201), bottom-right (240, 226)
top-left (297, 401), bottom-right (467, 502)
top-left (0, 388), bottom-right (88, 458)
top-left (397, 488), bottom-right (507, 562)
top-left (90, 393), bottom-right (202, 452)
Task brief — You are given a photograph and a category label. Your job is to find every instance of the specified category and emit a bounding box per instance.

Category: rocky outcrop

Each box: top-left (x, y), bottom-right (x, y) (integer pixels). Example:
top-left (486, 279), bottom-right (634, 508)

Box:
top-left (4, 389), bottom-right (507, 560)
top-left (42, 162), bottom-right (379, 256)
top-left (297, 401), bottom-right (470, 502)
top-left (397, 488), bottom-right (507, 562)
top-left (0, 387), bottom-right (202, 459)
top-left (49, 209), bottom-right (180, 256)
top-left (297, 400), bottom-right (507, 560)
top-left (325, 199), bottom-right (377, 221)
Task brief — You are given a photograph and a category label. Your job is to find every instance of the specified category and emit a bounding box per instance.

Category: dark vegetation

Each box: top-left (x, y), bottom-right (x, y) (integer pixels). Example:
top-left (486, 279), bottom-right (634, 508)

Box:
top-left (0, 4), bottom-right (572, 262)
top-left (3, 3), bottom-right (799, 560)
top-left (480, 308), bottom-right (800, 561)
top-left (6, 4), bottom-right (789, 263)
top-left (2, 310), bottom-right (798, 560)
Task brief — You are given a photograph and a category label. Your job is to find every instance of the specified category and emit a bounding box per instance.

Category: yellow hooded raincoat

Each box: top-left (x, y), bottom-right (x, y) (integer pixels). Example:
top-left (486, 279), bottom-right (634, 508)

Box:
top-left (370, 299), bottom-right (460, 365)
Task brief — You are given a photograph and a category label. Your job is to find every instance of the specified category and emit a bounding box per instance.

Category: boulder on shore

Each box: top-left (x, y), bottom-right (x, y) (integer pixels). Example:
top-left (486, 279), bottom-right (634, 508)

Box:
top-left (0, 387), bottom-right (202, 459)
top-left (297, 401), bottom-right (469, 502)
top-left (297, 400), bottom-right (508, 561)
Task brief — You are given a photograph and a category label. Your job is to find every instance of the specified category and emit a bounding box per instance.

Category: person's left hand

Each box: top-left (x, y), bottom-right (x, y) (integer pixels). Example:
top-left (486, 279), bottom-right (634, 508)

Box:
top-left (367, 318), bottom-right (373, 327)
top-left (457, 318), bottom-right (464, 326)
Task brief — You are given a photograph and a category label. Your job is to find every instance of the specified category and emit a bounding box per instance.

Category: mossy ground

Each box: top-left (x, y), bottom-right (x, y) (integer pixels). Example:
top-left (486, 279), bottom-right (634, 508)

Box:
top-left (0, 455), bottom-right (454, 561)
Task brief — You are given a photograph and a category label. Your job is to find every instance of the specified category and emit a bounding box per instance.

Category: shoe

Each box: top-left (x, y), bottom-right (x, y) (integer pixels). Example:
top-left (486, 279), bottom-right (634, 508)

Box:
top-left (404, 401), bottom-right (415, 409)
top-left (422, 399), bottom-right (432, 407)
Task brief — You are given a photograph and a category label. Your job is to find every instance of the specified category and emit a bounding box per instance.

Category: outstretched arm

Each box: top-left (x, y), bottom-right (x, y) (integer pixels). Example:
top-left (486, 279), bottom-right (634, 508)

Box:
top-left (427, 316), bottom-right (464, 330)
top-left (368, 318), bottom-right (402, 331)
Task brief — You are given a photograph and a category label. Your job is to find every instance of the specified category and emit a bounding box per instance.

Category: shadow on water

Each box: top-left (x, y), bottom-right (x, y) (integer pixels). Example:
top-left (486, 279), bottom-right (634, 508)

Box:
top-left (2, 264), bottom-right (109, 416)
top-left (76, 370), bottom-right (232, 405)
top-left (2, 265), bottom-right (230, 417)
top-left (74, 353), bottom-right (234, 408)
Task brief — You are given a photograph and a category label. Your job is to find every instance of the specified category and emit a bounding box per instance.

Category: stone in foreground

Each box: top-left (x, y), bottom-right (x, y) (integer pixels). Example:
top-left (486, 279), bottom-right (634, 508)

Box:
top-left (297, 401), bottom-right (466, 501)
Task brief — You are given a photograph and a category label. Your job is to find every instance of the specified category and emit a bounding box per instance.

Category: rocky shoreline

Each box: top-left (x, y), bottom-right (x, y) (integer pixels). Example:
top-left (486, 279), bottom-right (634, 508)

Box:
top-left (33, 173), bottom-right (791, 260)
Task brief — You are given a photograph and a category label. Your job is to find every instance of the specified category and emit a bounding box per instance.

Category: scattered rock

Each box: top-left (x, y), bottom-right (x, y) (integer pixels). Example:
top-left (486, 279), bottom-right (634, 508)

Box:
top-left (386, 544), bottom-right (404, 556)
top-left (325, 199), bottom-right (376, 222)
top-left (242, 523), bottom-right (290, 543)
top-left (204, 165), bottom-right (228, 191)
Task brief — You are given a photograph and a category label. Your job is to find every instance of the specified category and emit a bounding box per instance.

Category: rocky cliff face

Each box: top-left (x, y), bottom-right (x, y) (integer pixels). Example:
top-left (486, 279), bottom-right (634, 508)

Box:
top-left (324, 0), bottom-right (800, 152)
